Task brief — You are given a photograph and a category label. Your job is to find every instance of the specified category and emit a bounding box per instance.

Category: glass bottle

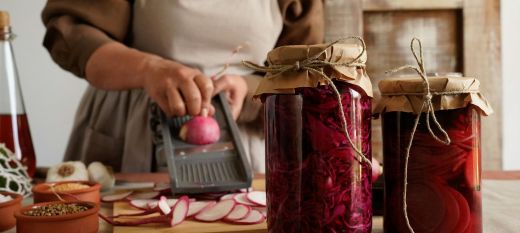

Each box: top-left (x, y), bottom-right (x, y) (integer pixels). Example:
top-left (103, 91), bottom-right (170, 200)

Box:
top-left (0, 11), bottom-right (36, 177)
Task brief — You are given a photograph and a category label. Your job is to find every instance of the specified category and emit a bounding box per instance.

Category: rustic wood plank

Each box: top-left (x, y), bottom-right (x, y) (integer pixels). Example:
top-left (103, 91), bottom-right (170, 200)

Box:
top-left (363, 10), bottom-right (463, 161)
top-left (324, 0), bottom-right (363, 42)
top-left (363, 0), bottom-right (463, 11)
top-left (463, 0), bottom-right (502, 170)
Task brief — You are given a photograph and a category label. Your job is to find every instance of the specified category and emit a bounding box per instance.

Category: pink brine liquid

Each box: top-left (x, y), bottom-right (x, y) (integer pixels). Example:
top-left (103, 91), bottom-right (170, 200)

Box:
top-left (0, 114), bottom-right (36, 177)
top-left (264, 82), bottom-right (372, 233)
top-left (383, 107), bottom-right (482, 233)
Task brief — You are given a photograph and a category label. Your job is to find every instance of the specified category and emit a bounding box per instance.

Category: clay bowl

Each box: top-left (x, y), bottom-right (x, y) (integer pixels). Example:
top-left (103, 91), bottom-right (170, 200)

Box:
top-left (0, 191), bottom-right (23, 231)
top-left (32, 181), bottom-right (100, 204)
top-left (14, 201), bottom-right (99, 233)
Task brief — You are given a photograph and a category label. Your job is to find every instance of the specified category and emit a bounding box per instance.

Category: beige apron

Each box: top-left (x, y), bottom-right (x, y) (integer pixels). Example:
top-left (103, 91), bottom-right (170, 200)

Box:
top-left (64, 0), bottom-right (282, 173)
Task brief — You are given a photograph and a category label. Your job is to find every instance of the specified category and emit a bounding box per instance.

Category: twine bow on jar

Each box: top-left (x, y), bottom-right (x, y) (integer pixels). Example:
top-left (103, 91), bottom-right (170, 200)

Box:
top-left (242, 36), bottom-right (372, 167)
top-left (384, 37), bottom-right (452, 233)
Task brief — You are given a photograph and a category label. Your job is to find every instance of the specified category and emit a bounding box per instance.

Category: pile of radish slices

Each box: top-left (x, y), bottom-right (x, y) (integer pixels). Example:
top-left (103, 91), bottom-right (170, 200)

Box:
top-left (100, 189), bottom-right (267, 227)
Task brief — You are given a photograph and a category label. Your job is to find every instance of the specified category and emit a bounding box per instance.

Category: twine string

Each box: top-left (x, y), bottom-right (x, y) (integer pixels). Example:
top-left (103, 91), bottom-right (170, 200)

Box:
top-left (242, 36), bottom-right (372, 166)
top-left (385, 38), bottom-right (452, 233)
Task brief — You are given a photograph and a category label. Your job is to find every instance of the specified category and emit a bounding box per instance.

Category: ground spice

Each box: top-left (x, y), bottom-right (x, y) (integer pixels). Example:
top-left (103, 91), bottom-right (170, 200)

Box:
top-left (52, 183), bottom-right (90, 192)
top-left (24, 203), bottom-right (90, 216)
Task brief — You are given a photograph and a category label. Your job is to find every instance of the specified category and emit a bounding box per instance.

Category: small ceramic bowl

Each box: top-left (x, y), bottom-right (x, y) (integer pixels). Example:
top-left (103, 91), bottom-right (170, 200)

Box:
top-left (32, 181), bottom-right (101, 204)
top-left (14, 201), bottom-right (99, 233)
top-left (0, 191), bottom-right (23, 231)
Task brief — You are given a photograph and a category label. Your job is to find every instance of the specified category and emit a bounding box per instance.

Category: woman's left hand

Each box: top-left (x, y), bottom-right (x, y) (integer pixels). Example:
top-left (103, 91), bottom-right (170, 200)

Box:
top-left (213, 75), bottom-right (248, 120)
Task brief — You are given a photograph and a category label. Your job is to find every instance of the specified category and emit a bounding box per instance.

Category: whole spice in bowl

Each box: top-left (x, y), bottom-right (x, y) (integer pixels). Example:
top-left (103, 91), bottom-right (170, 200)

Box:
top-left (32, 181), bottom-right (100, 204)
top-left (14, 201), bottom-right (99, 233)
top-left (0, 191), bottom-right (23, 231)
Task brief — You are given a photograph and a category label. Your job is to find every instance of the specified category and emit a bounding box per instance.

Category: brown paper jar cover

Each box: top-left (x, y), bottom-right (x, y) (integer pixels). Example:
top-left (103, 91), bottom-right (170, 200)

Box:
top-left (374, 75), bottom-right (493, 115)
top-left (254, 42), bottom-right (373, 97)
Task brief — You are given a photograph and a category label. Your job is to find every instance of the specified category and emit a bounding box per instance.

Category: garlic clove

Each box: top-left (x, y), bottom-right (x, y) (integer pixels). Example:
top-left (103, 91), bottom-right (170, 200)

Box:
top-left (46, 161), bottom-right (89, 182)
top-left (88, 161), bottom-right (115, 191)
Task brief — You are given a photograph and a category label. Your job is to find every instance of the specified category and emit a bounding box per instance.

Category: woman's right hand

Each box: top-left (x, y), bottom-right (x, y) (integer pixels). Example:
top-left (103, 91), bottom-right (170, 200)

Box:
top-left (141, 57), bottom-right (215, 117)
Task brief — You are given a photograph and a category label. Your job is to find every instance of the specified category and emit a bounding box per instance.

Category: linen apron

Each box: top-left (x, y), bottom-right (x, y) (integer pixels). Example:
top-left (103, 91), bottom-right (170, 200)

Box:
top-left (63, 0), bottom-right (283, 173)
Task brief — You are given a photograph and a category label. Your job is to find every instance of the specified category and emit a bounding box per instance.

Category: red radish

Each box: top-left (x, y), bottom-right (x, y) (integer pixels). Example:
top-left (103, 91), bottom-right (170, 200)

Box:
top-left (449, 188), bottom-right (471, 233)
top-left (187, 201), bottom-right (216, 217)
top-left (170, 196), bottom-right (189, 227)
top-left (129, 199), bottom-right (157, 210)
top-left (232, 209), bottom-right (265, 225)
top-left (246, 191), bottom-right (266, 206)
top-left (179, 110), bottom-right (221, 145)
top-left (224, 204), bottom-right (251, 221)
top-left (220, 193), bottom-right (236, 201)
top-left (194, 199), bottom-right (236, 222)
top-left (148, 198), bottom-right (180, 209)
top-left (234, 193), bottom-right (257, 206)
top-left (372, 157), bottom-right (382, 183)
top-left (127, 191), bottom-right (160, 200)
top-left (407, 182), bottom-right (446, 233)
top-left (101, 191), bottom-right (133, 202)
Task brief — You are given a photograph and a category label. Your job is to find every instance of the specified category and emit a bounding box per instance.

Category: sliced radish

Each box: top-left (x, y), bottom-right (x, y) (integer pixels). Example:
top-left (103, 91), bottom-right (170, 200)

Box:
top-left (220, 193), bottom-right (236, 201)
top-left (232, 209), bottom-right (265, 224)
top-left (224, 204), bottom-right (251, 221)
top-left (187, 201), bottom-right (216, 217)
top-left (194, 199), bottom-right (236, 222)
top-left (170, 196), bottom-right (189, 227)
top-left (240, 187), bottom-right (253, 193)
top-left (127, 191), bottom-right (160, 200)
top-left (246, 191), bottom-right (266, 206)
top-left (158, 196), bottom-right (172, 215)
top-left (102, 191), bottom-right (133, 202)
top-left (234, 193), bottom-right (257, 206)
top-left (252, 206), bottom-right (267, 217)
top-left (148, 198), bottom-right (180, 209)
top-left (129, 199), bottom-right (157, 210)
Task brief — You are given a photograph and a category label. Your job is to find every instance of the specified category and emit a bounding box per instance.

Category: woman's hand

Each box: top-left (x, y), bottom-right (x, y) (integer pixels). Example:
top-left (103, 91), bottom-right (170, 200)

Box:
top-left (213, 75), bottom-right (248, 120)
top-left (142, 57), bottom-right (215, 117)
top-left (85, 42), bottom-right (214, 117)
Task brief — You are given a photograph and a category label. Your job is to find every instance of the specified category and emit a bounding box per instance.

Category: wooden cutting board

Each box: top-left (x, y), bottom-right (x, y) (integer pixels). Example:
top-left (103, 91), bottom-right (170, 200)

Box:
top-left (113, 179), bottom-right (267, 233)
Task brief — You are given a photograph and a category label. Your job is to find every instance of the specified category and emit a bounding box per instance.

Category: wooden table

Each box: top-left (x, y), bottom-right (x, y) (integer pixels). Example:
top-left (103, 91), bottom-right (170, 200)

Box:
top-left (97, 171), bottom-right (520, 233)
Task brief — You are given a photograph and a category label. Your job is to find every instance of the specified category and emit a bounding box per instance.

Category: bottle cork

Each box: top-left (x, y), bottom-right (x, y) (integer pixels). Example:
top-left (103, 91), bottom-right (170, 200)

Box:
top-left (0, 11), bottom-right (10, 28)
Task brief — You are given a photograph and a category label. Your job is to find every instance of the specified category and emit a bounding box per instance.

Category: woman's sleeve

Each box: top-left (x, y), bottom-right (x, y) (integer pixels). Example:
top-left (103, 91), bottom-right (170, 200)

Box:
top-left (41, 0), bottom-right (132, 77)
top-left (276, 0), bottom-right (325, 46)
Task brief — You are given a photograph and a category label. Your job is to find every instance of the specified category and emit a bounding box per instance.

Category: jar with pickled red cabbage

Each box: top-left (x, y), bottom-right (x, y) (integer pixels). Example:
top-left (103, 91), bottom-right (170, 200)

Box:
top-left (375, 74), bottom-right (493, 233)
top-left (245, 38), bottom-right (374, 233)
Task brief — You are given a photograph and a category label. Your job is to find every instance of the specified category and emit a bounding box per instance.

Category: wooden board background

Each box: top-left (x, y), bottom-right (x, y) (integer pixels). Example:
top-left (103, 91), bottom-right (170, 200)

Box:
top-left (324, 0), bottom-right (502, 169)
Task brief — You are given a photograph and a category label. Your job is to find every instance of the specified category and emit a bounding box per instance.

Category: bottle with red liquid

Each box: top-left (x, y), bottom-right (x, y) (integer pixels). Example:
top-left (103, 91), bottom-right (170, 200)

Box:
top-left (0, 11), bottom-right (36, 177)
top-left (248, 39), bottom-right (374, 233)
top-left (375, 75), bottom-right (493, 233)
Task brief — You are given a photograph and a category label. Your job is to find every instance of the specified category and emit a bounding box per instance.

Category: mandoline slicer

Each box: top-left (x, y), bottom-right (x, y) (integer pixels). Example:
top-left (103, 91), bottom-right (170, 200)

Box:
top-left (152, 92), bottom-right (252, 194)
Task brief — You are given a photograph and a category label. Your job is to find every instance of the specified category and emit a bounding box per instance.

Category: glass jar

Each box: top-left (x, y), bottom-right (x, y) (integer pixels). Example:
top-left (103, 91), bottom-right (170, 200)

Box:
top-left (376, 76), bottom-right (493, 233)
top-left (264, 82), bottom-right (372, 232)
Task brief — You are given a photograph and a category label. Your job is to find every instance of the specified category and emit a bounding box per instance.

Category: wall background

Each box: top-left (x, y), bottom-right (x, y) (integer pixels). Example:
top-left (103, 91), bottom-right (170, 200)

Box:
top-left (0, 0), bottom-right (518, 169)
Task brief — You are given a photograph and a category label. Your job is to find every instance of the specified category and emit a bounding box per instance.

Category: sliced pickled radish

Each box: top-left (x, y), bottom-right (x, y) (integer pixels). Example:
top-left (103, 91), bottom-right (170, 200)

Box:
top-left (170, 196), bottom-right (189, 226)
top-left (129, 199), bottom-right (156, 210)
top-left (233, 193), bottom-right (256, 206)
top-left (194, 199), bottom-right (236, 222)
top-left (448, 188), bottom-right (471, 233)
top-left (246, 191), bottom-right (266, 206)
top-left (252, 206), bottom-right (267, 217)
top-left (431, 186), bottom-right (460, 233)
top-left (224, 204), bottom-right (251, 221)
top-left (407, 182), bottom-right (446, 233)
top-left (232, 209), bottom-right (265, 224)
top-left (102, 191), bottom-right (133, 202)
top-left (187, 201), bottom-right (215, 217)
top-left (127, 191), bottom-right (160, 200)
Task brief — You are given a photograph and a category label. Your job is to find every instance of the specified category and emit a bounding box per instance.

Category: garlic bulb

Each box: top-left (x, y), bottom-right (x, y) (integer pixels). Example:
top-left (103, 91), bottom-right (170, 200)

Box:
top-left (46, 161), bottom-right (89, 182)
top-left (87, 162), bottom-right (115, 191)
